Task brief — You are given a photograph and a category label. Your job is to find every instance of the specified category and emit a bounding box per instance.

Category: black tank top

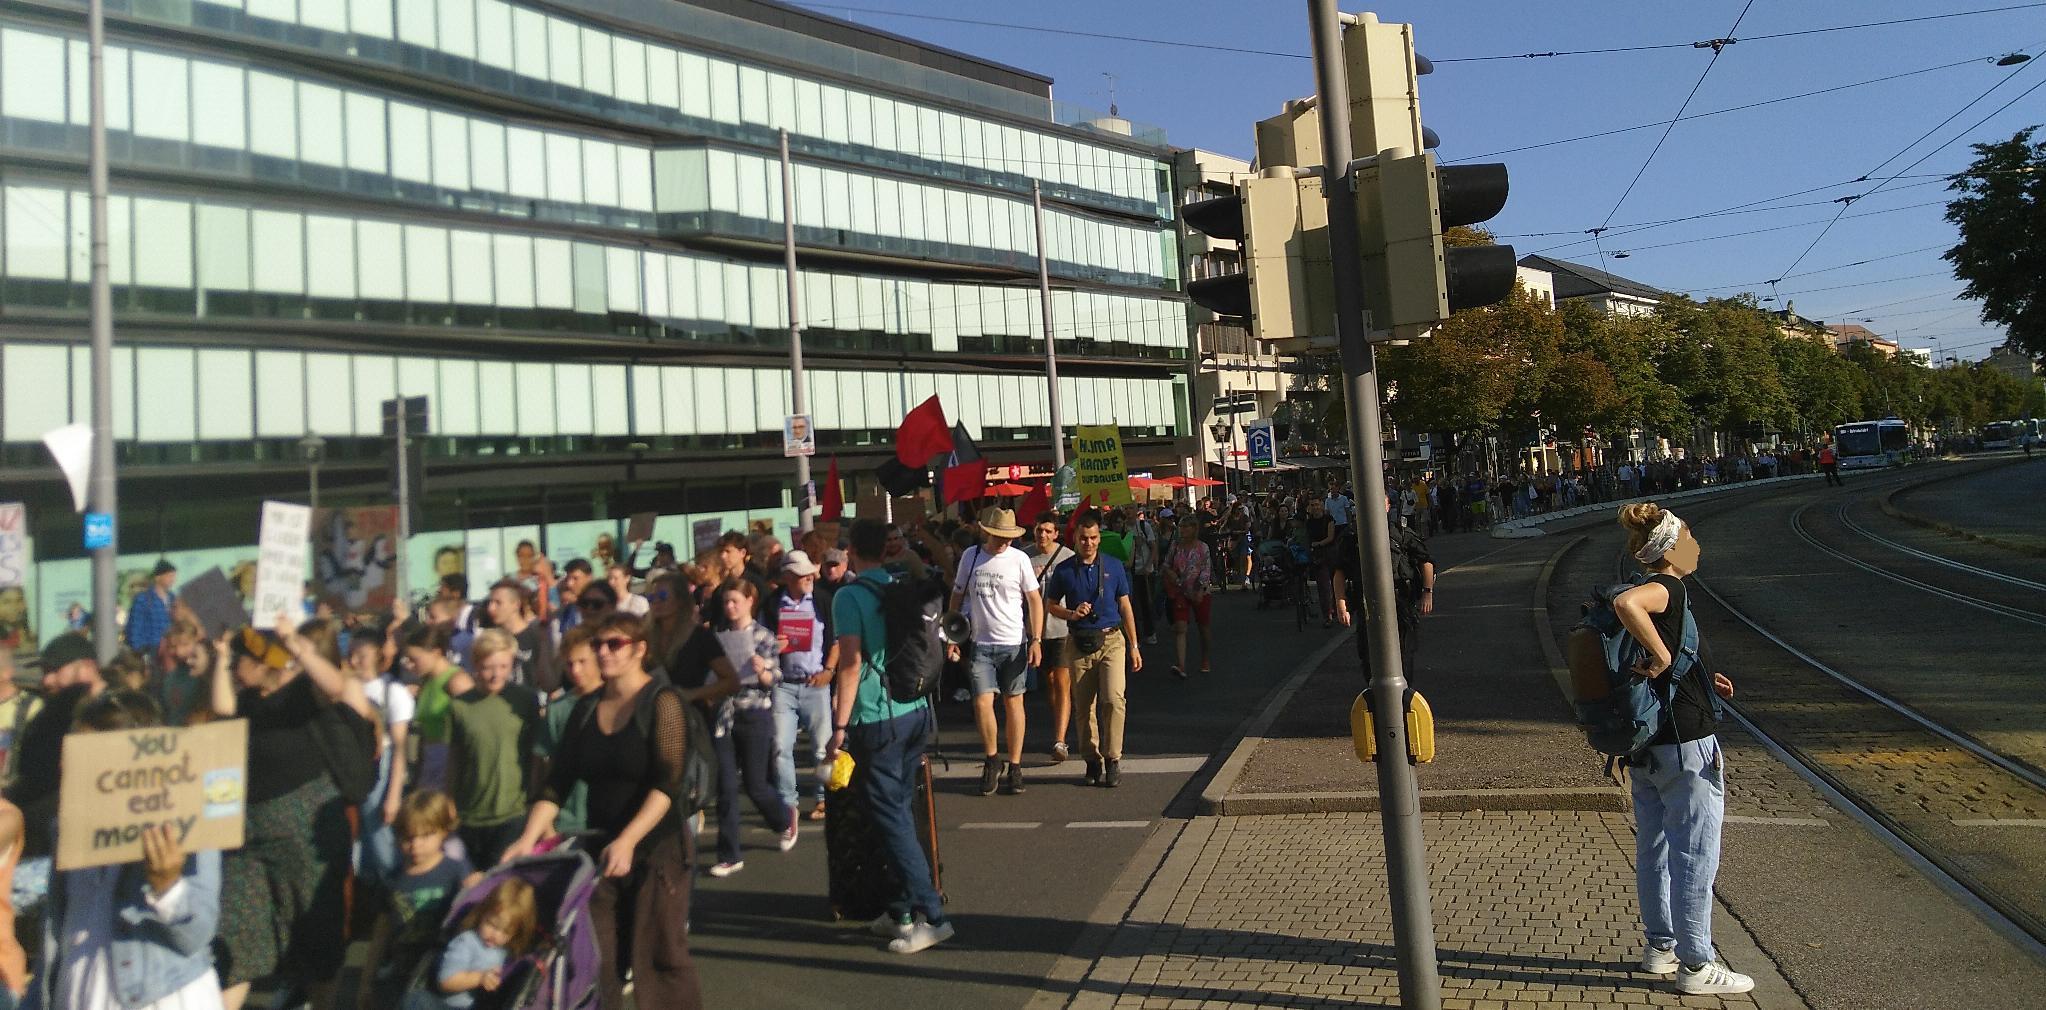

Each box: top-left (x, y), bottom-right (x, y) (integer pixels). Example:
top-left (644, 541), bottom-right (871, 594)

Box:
top-left (1646, 574), bottom-right (1714, 744)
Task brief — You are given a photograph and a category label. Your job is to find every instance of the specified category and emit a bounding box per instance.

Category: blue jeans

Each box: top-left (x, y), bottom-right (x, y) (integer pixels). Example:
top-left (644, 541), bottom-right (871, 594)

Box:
top-left (1631, 736), bottom-right (1725, 966)
top-left (357, 745), bottom-right (398, 881)
top-left (846, 707), bottom-right (944, 925)
top-left (968, 642), bottom-right (1029, 697)
top-left (773, 681), bottom-right (833, 811)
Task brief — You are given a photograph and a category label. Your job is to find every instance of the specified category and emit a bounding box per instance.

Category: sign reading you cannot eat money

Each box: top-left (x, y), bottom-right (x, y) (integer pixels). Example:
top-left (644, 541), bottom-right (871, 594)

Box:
top-left (57, 719), bottom-right (248, 871)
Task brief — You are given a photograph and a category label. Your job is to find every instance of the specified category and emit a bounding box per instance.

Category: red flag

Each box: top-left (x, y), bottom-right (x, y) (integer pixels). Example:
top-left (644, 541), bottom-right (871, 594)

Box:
top-left (819, 457), bottom-right (844, 521)
top-left (1015, 482), bottom-right (1050, 528)
top-left (942, 459), bottom-right (988, 504)
top-left (894, 396), bottom-right (953, 468)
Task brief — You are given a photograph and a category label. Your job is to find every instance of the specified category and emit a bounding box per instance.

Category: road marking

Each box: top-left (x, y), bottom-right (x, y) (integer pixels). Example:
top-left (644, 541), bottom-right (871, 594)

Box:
top-left (958, 821), bottom-right (1043, 830)
top-left (932, 755), bottom-right (1205, 780)
top-left (1725, 815), bottom-right (1829, 826)
top-left (1952, 818), bottom-right (2046, 827)
top-left (1066, 820), bottom-right (1152, 829)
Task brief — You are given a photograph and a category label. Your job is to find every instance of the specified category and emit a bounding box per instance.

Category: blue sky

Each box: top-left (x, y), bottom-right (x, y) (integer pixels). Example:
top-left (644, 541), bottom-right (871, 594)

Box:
top-left (799, 1), bottom-right (2046, 362)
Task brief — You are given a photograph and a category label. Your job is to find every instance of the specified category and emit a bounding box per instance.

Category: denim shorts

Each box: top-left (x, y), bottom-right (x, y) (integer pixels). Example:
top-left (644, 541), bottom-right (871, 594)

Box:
top-left (969, 641), bottom-right (1030, 697)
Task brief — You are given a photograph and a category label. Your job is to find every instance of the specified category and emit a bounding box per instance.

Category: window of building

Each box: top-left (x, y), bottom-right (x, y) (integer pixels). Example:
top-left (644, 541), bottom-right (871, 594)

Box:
top-left (343, 93), bottom-right (386, 173)
top-left (403, 225), bottom-right (450, 303)
top-left (297, 83), bottom-right (346, 168)
top-left (388, 103), bottom-right (431, 182)
top-left (437, 0), bottom-right (477, 61)
top-left (475, 0), bottom-right (515, 69)
top-left (357, 220), bottom-right (403, 301)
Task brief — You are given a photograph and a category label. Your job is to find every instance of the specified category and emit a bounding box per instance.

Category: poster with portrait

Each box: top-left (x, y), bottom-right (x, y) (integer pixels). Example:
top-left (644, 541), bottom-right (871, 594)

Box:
top-left (312, 506), bottom-right (400, 612)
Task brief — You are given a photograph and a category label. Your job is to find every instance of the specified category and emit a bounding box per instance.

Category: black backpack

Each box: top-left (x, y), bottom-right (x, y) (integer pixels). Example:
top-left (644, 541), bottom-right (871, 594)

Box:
top-left (569, 676), bottom-right (718, 818)
top-left (843, 572), bottom-right (948, 704)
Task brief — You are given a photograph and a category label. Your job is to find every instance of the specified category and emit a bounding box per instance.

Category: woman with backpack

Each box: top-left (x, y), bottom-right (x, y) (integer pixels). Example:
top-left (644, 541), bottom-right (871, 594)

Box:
top-left (208, 615), bottom-right (373, 1010)
top-left (500, 612), bottom-right (703, 1010)
top-left (1612, 503), bottom-right (1748, 997)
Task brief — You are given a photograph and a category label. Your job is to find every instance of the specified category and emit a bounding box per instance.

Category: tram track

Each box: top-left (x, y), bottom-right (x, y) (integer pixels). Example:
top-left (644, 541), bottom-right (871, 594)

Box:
top-left (1788, 502), bottom-right (2046, 628)
top-left (1545, 458), bottom-right (2046, 959)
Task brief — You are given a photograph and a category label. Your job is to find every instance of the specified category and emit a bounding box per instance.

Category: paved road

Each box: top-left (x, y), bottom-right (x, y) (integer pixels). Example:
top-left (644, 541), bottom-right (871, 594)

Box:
top-left (689, 573), bottom-right (1356, 1009)
top-left (1893, 455), bottom-right (2046, 551)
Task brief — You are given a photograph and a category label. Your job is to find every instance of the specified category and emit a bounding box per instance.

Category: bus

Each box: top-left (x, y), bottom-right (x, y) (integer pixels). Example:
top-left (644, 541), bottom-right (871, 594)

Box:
top-left (1981, 421), bottom-right (2019, 450)
top-left (1833, 418), bottom-right (1910, 469)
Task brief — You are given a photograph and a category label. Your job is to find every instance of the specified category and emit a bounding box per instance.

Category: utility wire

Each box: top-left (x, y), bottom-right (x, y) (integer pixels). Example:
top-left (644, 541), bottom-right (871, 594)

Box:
top-left (1687, 242), bottom-right (1952, 292)
top-left (1593, 1), bottom-right (1755, 241)
top-left (1437, 3), bottom-right (2046, 62)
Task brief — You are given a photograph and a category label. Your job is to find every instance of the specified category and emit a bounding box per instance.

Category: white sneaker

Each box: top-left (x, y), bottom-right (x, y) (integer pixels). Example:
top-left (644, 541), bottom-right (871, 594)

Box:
top-left (1675, 960), bottom-right (1754, 995)
top-left (1639, 944), bottom-right (1679, 974)
top-left (778, 818), bottom-right (799, 852)
top-left (867, 913), bottom-right (914, 940)
top-left (886, 918), bottom-right (955, 954)
top-left (707, 861), bottom-right (744, 878)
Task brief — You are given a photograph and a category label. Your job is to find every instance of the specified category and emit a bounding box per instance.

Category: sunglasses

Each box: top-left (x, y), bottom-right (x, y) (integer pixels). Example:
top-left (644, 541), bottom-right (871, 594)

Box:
top-left (594, 637), bottom-right (637, 653)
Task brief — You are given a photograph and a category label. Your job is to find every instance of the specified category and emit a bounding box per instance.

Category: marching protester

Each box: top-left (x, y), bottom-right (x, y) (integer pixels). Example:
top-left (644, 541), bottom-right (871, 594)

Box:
top-left (445, 630), bottom-right (543, 870)
top-left (28, 691), bottom-right (226, 1010)
top-left (765, 552), bottom-right (837, 821)
top-left (1612, 503), bottom-right (1748, 996)
top-left (828, 520), bottom-right (952, 954)
top-left (1041, 514), bottom-right (1142, 788)
top-left (7, 633), bottom-right (103, 860)
top-left (948, 508), bottom-right (1045, 797)
top-left (501, 612), bottom-right (704, 1009)
top-left (402, 624), bottom-right (471, 793)
top-left (1024, 518), bottom-right (1076, 763)
top-left (1162, 516), bottom-right (1214, 679)
top-left (1330, 497), bottom-right (1436, 682)
top-left (209, 615), bottom-right (371, 1010)
top-left (679, 580), bottom-right (794, 877)
top-left (350, 625), bottom-right (412, 881)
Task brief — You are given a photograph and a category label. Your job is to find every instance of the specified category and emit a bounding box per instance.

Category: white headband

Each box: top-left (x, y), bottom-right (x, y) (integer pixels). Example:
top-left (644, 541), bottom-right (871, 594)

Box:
top-left (1634, 511), bottom-right (1685, 564)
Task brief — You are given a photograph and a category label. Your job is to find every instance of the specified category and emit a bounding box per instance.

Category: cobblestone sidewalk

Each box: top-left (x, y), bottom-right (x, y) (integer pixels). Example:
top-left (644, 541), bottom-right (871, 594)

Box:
top-left (1070, 812), bottom-right (1800, 1010)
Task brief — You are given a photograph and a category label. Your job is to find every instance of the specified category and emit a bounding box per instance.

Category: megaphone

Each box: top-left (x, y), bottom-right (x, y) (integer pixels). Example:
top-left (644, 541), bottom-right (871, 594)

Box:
top-left (939, 612), bottom-right (972, 645)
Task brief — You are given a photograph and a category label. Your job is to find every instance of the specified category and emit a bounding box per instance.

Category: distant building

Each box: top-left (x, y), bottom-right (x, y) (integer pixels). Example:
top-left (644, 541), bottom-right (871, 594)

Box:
top-left (1514, 254), bottom-right (1667, 316)
top-left (1901, 347), bottom-right (1934, 367)
top-left (1983, 342), bottom-right (2042, 384)
top-left (1825, 323), bottom-right (1900, 358)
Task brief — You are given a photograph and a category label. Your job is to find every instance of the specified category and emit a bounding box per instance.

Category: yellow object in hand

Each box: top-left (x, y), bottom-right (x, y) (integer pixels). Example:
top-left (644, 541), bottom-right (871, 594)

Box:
top-left (827, 749), bottom-right (856, 791)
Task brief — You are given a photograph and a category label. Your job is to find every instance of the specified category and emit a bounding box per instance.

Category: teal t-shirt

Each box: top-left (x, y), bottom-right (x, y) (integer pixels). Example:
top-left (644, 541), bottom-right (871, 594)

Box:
top-left (831, 566), bottom-right (930, 727)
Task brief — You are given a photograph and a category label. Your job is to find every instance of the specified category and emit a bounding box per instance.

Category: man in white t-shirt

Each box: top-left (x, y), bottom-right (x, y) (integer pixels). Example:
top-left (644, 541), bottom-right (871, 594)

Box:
top-left (1325, 487), bottom-right (1354, 535)
top-left (947, 506), bottom-right (1045, 797)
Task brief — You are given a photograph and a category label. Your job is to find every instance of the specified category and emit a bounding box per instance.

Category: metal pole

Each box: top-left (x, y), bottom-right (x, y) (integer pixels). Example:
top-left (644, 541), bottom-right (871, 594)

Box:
top-left (1033, 182), bottom-right (1066, 470)
top-left (1306, 2), bottom-right (1442, 1005)
top-left (86, 0), bottom-right (118, 663)
top-left (309, 459), bottom-right (320, 513)
top-left (394, 407), bottom-right (411, 606)
top-left (781, 131), bottom-right (815, 534)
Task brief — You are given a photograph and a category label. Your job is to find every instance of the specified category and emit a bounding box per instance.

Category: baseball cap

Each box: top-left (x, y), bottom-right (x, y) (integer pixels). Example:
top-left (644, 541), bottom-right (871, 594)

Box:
top-left (39, 631), bottom-right (96, 673)
top-left (823, 548), bottom-right (849, 566)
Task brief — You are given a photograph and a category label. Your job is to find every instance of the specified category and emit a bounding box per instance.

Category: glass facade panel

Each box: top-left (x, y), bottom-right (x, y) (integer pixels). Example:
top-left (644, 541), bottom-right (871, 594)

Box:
top-left (250, 210), bottom-right (303, 293)
top-left (195, 203), bottom-right (249, 291)
top-left (2, 28), bottom-right (64, 122)
top-left (493, 234), bottom-right (535, 308)
top-left (506, 128), bottom-right (546, 198)
top-left (438, 0), bottom-right (477, 60)
top-left (297, 83), bottom-right (345, 168)
top-left (511, 7), bottom-right (549, 79)
top-left (430, 111), bottom-right (471, 191)
top-left (450, 230), bottom-right (494, 304)
top-left (476, 0), bottom-right (515, 69)
top-left (470, 122), bottom-right (508, 194)
top-left (580, 27), bottom-right (613, 97)
top-left (533, 238), bottom-right (573, 308)
top-left (388, 103), bottom-right (431, 182)
top-left (305, 215), bottom-right (356, 298)
top-left (343, 93), bottom-right (386, 173)
top-left (356, 220), bottom-right (403, 300)
top-left (351, 0), bottom-right (395, 39)
top-left (515, 361), bottom-right (556, 436)
top-left (612, 38), bottom-right (647, 104)
top-left (403, 225), bottom-right (450, 302)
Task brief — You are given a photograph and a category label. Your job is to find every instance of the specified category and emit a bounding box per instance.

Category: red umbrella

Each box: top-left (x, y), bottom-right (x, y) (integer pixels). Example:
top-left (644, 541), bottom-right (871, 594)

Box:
top-left (986, 481), bottom-right (1033, 496)
top-left (1126, 476), bottom-right (1157, 489)
top-left (1153, 475), bottom-right (1192, 488)
top-left (1184, 477), bottom-right (1226, 487)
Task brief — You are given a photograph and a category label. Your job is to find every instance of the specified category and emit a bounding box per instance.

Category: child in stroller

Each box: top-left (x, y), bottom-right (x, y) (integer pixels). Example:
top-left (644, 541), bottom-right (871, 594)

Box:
top-left (405, 878), bottom-right (539, 1009)
top-left (401, 844), bottom-right (603, 1010)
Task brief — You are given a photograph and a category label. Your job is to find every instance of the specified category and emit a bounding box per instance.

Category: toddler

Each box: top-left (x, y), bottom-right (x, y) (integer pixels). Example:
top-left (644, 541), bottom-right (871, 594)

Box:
top-left (425, 878), bottom-right (537, 1009)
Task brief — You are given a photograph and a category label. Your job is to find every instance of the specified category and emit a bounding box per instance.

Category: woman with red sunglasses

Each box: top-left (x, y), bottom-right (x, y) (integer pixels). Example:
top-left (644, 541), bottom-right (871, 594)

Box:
top-left (500, 612), bottom-right (702, 1009)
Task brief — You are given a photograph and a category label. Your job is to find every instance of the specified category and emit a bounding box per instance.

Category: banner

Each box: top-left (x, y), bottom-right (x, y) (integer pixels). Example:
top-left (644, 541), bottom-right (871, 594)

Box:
top-left (1071, 425), bottom-right (1133, 508)
top-left (0, 503), bottom-right (24, 589)
top-left (57, 719), bottom-right (247, 871)
top-left (253, 502), bottom-right (312, 623)
top-left (692, 518), bottom-right (724, 556)
top-left (310, 506), bottom-right (398, 614)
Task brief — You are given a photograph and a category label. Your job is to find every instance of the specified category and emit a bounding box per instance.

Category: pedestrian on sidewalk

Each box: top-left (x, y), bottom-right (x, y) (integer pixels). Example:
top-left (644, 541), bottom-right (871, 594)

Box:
top-left (1025, 519), bottom-right (1076, 763)
top-left (1613, 503), bottom-right (1749, 996)
top-left (947, 507), bottom-right (1045, 796)
top-left (1329, 496), bottom-right (1434, 681)
top-left (827, 521), bottom-right (954, 954)
top-left (1162, 518), bottom-right (1213, 679)
top-left (1042, 514), bottom-right (1142, 788)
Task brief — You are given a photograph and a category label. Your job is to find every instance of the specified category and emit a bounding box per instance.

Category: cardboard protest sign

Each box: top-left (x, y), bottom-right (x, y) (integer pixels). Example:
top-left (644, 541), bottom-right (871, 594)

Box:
top-left (178, 568), bottom-right (249, 639)
top-left (853, 488), bottom-right (888, 521)
top-left (1072, 426), bottom-right (1134, 507)
top-left (626, 512), bottom-right (658, 545)
top-left (57, 719), bottom-right (247, 871)
top-left (252, 502), bottom-right (311, 624)
top-left (891, 494), bottom-right (927, 527)
top-left (691, 518), bottom-right (723, 556)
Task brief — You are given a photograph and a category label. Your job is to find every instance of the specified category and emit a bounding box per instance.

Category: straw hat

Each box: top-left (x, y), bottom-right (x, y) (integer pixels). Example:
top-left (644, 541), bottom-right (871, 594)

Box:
top-left (977, 506), bottom-right (1026, 540)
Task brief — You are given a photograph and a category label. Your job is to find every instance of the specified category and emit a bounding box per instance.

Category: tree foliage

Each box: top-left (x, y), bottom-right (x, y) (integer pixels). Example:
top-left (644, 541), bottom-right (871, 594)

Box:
top-left (1944, 128), bottom-right (2046, 361)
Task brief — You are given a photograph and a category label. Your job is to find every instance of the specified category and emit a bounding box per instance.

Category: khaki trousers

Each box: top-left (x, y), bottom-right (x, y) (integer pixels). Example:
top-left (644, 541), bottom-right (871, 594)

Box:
top-left (1067, 631), bottom-right (1128, 762)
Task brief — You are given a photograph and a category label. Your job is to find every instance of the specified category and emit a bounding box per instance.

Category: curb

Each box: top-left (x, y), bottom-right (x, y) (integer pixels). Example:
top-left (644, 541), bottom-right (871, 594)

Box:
top-left (1878, 456), bottom-right (2046, 558)
top-left (1193, 629), bottom-right (1355, 816)
top-left (1533, 534), bottom-right (1588, 704)
top-left (1206, 786), bottom-right (1629, 815)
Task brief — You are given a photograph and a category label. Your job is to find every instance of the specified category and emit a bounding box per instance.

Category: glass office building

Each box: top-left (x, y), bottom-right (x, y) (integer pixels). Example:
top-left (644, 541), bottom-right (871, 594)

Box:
top-left (0, 0), bottom-right (1190, 639)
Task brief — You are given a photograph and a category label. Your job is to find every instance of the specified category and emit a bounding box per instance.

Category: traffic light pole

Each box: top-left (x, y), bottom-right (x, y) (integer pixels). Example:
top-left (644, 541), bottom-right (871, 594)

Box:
top-left (1033, 182), bottom-right (1066, 471)
top-left (1306, 2), bottom-right (1442, 1006)
top-left (87, 0), bottom-right (118, 662)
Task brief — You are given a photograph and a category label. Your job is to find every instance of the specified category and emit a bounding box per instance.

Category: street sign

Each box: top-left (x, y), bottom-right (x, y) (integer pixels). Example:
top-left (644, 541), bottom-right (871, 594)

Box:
top-left (1245, 419), bottom-right (1276, 470)
top-left (83, 512), bottom-right (113, 551)
top-left (1212, 393), bottom-right (1259, 416)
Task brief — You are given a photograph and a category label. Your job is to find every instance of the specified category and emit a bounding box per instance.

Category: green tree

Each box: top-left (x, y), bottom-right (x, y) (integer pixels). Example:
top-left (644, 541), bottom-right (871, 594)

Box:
top-left (1944, 128), bottom-right (2046, 361)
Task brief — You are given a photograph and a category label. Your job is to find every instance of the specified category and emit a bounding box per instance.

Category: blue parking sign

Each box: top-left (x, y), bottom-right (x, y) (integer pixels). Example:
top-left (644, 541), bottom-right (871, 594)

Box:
top-left (83, 512), bottom-right (113, 550)
top-left (1245, 420), bottom-right (1276, 470)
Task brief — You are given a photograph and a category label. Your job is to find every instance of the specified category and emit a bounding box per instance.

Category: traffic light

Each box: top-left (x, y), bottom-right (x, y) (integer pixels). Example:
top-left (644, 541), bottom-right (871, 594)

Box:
top-left (1344, 13), bottom-right (1517, 340)
top-left (1182, 169), bottom-right (1334, 349)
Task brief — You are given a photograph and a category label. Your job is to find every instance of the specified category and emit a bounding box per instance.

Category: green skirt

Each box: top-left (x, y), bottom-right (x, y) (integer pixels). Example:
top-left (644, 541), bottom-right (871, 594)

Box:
top-left (216, 774), bottom-right (353, 987)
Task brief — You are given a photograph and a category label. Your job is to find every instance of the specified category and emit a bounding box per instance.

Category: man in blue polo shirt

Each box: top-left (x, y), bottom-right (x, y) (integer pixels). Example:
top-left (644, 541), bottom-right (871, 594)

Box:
top-left (828, 520), bottom-right (952, 955)
top-left (1042, 513), bottom-right (1143, 787)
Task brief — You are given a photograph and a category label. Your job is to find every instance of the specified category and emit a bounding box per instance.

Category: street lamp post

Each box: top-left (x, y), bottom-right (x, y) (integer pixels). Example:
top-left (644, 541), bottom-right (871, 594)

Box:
top-left (86, 0), bottom-right (118, 662)
top-left (779, 130), bottom-right (814, 534)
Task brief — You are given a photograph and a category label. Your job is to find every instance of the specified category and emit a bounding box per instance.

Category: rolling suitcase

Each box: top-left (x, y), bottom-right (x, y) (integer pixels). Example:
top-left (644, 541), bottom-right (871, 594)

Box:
top-left (825, 753), bottom-right (944, 922)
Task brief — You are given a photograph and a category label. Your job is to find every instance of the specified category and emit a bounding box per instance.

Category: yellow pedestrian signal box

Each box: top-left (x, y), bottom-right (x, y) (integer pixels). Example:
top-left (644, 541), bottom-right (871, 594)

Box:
top-left (1351, 687), bottom-right (1435, 764)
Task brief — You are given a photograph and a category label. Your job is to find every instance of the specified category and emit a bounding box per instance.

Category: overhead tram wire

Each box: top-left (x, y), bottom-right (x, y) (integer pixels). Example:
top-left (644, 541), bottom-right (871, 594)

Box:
top-left (1767, 37), bottom-right (2046, 281)
top-left (794, 3), bottom-right (2046, 65)
top-left (1686, 242), bottom-right (1953, 293)
top-left (1587, 0), bottom-right (1756, 273)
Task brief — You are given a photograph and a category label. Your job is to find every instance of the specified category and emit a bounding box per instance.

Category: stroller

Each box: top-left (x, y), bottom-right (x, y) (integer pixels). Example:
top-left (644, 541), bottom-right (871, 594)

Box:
top-left (1255, 540), bottom-right (1310, 609)
top-left (402, 845), bottom-right (602, 1010)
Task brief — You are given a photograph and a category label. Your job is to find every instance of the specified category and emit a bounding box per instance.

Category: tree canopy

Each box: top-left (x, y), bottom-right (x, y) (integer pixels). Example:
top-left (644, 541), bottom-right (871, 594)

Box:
top-left (1944, 128), bottom-right (2046, 361)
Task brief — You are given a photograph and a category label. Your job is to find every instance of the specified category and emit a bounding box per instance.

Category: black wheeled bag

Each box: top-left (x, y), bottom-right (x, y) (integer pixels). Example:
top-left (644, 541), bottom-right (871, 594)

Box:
top-left (824, 753), bottom-right (944, 922)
